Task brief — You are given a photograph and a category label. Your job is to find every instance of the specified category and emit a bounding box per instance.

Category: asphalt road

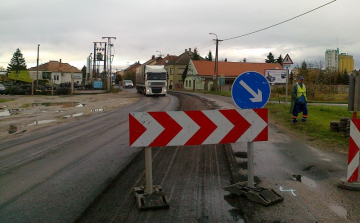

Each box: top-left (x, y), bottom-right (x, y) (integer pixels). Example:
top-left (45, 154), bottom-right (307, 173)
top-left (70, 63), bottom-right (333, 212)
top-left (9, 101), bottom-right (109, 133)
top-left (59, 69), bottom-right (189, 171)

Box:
top-left (0, 92), bottom-right (179, 223)
top-left (1, 89), bottom-right (359, 223)
top-left (76, 91), bottom-right (244, 223)
top-left (176, 91), bottom-right (360, 223)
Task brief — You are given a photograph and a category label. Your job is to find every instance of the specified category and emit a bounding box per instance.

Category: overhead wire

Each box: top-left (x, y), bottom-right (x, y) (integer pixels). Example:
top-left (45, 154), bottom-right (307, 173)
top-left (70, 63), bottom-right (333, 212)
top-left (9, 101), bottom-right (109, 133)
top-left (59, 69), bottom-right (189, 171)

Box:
top-left (223, 0), bottom-right (337, 41)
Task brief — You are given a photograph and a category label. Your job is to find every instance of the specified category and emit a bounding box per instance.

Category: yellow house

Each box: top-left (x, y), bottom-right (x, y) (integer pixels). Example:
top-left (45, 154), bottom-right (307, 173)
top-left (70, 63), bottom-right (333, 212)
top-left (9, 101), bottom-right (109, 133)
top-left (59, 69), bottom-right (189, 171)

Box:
top-left (165, 48), bottom-right (201, 89)
top-left (339, 53), bottom-right (354, 73)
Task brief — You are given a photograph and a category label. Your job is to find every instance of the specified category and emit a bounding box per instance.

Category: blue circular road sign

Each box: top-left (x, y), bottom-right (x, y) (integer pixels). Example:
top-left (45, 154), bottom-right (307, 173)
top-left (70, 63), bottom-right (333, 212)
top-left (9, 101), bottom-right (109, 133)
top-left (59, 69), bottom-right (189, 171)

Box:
top-left (231, 71), bottom-right (271, 109)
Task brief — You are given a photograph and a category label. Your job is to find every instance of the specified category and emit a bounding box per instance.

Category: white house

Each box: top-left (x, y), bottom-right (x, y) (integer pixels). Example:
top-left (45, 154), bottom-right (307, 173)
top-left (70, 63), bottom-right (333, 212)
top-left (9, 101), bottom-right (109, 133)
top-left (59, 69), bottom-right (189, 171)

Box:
top-left (28, 59), bottom-right (82, 84)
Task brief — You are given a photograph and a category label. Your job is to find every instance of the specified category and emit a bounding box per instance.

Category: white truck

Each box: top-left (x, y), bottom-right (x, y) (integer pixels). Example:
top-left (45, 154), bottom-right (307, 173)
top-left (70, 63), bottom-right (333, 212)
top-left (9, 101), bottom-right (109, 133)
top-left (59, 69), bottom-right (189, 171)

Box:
top-left (135, 65), bottom-right (167, 96)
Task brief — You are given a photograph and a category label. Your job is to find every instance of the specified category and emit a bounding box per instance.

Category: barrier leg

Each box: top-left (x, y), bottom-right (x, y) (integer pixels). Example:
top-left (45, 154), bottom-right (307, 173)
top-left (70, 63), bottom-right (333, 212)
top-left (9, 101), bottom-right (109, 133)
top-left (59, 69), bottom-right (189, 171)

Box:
top-left (133, 147), bottom-right (169, 210)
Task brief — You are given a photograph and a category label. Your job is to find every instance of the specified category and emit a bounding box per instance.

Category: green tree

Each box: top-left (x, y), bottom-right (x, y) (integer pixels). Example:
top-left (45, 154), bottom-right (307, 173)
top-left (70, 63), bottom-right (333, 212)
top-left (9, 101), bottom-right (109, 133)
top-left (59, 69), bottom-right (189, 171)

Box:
top-left (7, 48), bottom-right (27, 73)
top-left (265, 52), bottom-right (276, 63)
top-left (335, 72), bottom-right (344, 85)
top-left (205, 50), bottom-right (213, 61)
top-left (276, 54), bottom-right (283, 64)
top-left (192, 48), bottom-right (200, 60)
top-left (182, 65), bottom-right (188, 83)
top-left (300, 61), bottom-right (309, 78)
top-left (342, 69), bottom-right (349, 85)
top-left (115, 74), bottom-right (122, 85)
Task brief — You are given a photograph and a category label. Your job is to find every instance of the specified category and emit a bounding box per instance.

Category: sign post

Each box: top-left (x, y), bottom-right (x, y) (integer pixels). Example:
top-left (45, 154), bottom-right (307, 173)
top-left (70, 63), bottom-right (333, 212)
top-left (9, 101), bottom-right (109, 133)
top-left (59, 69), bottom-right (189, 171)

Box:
top-left (224, 71), bottom-right (283, 205)
top-left (145, 147), bottom-right (153, 195)
top-left (282, 54), bottom-right (293, 104)
top-left (129, 71), bottom-right (283, 206)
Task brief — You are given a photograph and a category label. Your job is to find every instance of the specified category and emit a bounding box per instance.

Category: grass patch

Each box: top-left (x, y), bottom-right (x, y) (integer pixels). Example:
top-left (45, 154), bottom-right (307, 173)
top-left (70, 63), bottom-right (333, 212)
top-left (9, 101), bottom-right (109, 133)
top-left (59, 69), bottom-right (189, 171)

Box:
top-left (21, 103), bottom-right (30, 108)
top-left (0, 99), bottom-right (14, 103)
top-left (266, 103), bottom-right (352, 150)
top-left (197, 90), bottom-right (231, 97)
top-left (270, 93), bottom-right (348, 104)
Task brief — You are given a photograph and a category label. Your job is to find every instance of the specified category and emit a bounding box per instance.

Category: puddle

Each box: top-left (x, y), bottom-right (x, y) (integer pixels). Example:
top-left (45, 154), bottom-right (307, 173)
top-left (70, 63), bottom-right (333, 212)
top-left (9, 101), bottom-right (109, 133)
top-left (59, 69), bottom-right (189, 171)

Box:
top-left (0, 109), bottom-right (23, 117)
top-left (91, 108), bottom-right (104, 112)
top-left (31, 102), bottom-right (85, 108)
top-left (63, 113), bottom-right (84, 118)
top-left (329, 204), bottom-right (347, 219)
top-left (27, 120), bottom-right (56, 126)
top-left (0, 110), bottom-right (11, 117)
top-left (292, 175), bottom-right (317, 188)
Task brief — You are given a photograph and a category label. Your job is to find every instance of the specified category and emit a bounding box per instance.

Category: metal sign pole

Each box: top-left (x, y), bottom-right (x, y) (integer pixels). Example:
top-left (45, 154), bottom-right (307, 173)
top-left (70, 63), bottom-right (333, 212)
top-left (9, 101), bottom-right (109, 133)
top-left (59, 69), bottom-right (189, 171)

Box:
top-left (145, 147), bottom-right (153, 194)
top-left (247, 142), bottom-right (254, 188)
top-left (285, 68), bottom-right (289, 104)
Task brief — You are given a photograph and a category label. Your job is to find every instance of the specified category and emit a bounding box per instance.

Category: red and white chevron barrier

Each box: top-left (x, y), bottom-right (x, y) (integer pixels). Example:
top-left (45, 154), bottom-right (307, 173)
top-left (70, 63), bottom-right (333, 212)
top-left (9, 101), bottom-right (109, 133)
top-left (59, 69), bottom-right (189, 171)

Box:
top-left (347, 118), bottom-right (360, 182)
top-left (129, 108), bottom-right (268, 147)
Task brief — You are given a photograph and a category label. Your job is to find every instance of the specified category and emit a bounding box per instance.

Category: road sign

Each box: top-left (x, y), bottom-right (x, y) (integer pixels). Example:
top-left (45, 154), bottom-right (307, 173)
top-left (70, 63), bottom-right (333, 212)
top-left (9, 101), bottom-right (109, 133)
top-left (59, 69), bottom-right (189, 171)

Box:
top-left (231, 71), bottom-right (271, 109)
top-left (213, 75), bottom-right (216, 80)
top-left (347, 118), bottom-right (360, 182)
top-left (129, 109), bottom-right (268, 147)
top-left (265, 69), bottom-right (287, 84)
top-left (282, 54), bottom-right (293, 65)
top-left (220, 73), bottom-right (224, 78)
top-left (93, 81), bottom-right (103, 89)
top-left (219, 77), bottom-right (225, 86)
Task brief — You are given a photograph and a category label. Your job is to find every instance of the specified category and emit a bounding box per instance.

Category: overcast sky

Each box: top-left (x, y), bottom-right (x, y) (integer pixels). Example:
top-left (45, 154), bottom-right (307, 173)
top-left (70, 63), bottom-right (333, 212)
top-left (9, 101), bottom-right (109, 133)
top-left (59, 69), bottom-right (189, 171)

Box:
top-left (1, 0), bottom-right (359, 71)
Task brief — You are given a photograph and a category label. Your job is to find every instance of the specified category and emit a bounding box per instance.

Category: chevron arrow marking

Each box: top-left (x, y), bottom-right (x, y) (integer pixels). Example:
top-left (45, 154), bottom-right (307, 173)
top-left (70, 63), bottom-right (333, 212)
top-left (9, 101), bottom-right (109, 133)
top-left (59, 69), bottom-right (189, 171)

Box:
top-left (129, 109), bottom-right (268, 147)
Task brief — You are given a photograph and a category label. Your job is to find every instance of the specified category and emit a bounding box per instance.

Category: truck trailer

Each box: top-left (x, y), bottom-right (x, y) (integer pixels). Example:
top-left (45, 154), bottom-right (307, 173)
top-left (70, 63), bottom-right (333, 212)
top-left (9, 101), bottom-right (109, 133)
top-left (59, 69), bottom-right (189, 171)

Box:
top-left (135, 65), bottom-right (167, 96)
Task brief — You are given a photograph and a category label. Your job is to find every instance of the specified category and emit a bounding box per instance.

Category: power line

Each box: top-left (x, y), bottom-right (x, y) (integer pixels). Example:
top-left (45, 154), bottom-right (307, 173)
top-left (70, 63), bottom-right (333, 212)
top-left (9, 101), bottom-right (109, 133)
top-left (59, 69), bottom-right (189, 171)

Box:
top-left (223, 0), bottom-right (337, 41)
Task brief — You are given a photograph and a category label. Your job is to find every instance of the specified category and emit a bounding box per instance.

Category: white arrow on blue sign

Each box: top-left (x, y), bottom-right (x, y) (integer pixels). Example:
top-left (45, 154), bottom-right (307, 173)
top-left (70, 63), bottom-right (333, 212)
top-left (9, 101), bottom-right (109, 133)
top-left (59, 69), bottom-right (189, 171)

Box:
top-left (231, 71), bottom-right (271, 109)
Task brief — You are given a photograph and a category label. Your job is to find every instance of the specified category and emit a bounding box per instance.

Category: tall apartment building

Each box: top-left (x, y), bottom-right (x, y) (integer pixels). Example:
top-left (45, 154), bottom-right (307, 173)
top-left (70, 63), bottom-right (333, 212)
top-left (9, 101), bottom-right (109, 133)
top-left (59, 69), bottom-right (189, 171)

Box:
top-left (325, 48), bottom-right (339, 70)
top-left (339, 53), bottom-right (354, 73)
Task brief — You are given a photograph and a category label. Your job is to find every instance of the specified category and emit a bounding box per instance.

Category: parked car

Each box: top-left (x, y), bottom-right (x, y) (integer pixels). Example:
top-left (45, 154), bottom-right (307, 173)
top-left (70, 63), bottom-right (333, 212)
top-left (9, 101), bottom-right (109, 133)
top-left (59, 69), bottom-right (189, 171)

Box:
top-left (123, 80), bottom-right (134, 88)
top-left (0, 84), bottom-right (5, 94)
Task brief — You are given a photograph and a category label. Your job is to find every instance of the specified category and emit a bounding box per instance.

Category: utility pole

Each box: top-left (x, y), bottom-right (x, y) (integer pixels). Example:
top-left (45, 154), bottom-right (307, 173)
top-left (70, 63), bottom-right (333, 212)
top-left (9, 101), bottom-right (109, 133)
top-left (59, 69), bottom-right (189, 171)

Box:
top-left (102, 37), bottom-right (116, 91)
top-left (209, 33), bottom-right (222, 91)
top-left (36, 44), bottom-right (40, 90)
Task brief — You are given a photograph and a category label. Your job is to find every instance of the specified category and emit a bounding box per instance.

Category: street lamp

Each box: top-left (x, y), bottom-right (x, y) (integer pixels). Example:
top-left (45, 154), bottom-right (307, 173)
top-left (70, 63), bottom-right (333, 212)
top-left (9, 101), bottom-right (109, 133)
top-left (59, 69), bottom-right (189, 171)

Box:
top-left (156, 51), bottom-right (162, 57)
top-left (36, 44), bottom-right (40, 90)
top-left (209, 33), bottom-right (218, 39)
top-left (209, 33), bottom-right (222, 91)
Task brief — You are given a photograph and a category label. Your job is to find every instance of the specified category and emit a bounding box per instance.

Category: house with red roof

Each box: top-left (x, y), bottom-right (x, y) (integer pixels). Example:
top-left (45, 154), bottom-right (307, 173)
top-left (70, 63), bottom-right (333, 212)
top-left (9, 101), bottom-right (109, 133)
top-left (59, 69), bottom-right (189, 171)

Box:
top-left (28, 59), bottom-right (82, 85)
top-left (185, 60), bottom-right (283, 91)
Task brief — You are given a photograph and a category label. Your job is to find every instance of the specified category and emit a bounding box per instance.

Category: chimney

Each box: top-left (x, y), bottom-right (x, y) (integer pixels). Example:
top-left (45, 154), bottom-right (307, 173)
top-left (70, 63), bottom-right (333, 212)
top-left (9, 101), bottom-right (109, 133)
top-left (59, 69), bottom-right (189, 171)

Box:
top-left (243, 58), bottom-right (247, 62)
top-left (60, 59), bottom-right (62, 66)
top-left (152, 55), bottom-right (155, 59)
top-left (189, 48), bottom-right (191, 52)
top-left (225, 58), bottom-right (227, 62)
top-left (185, 49), bottom-right (187, 52)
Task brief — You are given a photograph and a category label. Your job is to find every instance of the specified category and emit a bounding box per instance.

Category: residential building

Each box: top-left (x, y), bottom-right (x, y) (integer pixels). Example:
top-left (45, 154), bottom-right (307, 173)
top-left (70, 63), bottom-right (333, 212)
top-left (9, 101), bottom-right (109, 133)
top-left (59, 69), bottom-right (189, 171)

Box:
top-left (185, 60), bottom-right (283, 91)
top-left (339, 53), bottom-right (354, 73)
top-left (123, 61), bottom-right (141, 76)
top-left (165, 48), bottom-right (204, 89)
top-left (28, 60), bottom-right (82, 84)
top-left (157, 54), bottom-right (177, 65)
top-left (325, 48), bottom-right (339, 70)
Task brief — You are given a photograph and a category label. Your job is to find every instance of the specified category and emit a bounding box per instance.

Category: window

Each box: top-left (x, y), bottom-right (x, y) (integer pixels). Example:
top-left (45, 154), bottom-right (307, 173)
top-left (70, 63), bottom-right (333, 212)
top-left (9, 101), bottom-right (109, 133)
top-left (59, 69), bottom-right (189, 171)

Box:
top-left (185, 80), bottom-right (188, 87)
top-left (189, 80), bottom-right (191, 88)
top-left (170, 68), bottom-right (173, 75)
top-left (178, 68), bottom-right (184, 75)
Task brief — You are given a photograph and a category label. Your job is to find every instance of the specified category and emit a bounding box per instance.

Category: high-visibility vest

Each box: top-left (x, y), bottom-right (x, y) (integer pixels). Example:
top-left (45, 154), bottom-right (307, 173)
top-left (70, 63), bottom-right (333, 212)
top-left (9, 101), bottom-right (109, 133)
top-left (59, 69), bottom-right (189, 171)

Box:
top-left (297, 83), bottom-right (307, 101)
